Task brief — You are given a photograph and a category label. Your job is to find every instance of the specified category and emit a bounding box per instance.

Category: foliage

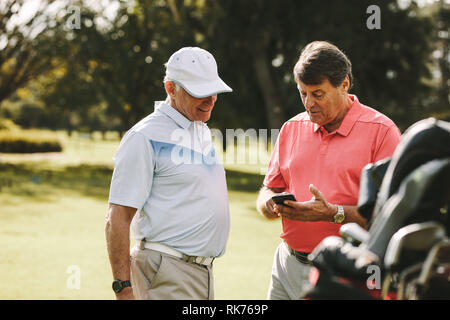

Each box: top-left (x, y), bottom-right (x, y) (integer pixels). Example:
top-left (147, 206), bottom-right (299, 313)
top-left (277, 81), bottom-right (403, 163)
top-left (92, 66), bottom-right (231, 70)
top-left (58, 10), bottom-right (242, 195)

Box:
top-left (201, 0), bottom-right (439, 132)
top-left (0, 0), bottom-right (447, 133)
top-left (40, 0), bottom-right (202, 133)
top-left (426, 0), bottom-right (450, 121)
top-left (0, 0), bottom-right (69, 103)
top-left (0, 129), bottom-right (62, 153)
top-left (0, 118), bottom-right (20, 131)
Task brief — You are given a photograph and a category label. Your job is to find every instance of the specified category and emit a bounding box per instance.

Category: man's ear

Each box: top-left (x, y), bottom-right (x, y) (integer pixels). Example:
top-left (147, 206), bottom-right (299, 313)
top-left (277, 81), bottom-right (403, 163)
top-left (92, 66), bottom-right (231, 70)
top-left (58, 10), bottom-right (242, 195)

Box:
top-left (164, 81), bottom-right (175, 97)
top-left (341, 76), bottom-right (350, 93)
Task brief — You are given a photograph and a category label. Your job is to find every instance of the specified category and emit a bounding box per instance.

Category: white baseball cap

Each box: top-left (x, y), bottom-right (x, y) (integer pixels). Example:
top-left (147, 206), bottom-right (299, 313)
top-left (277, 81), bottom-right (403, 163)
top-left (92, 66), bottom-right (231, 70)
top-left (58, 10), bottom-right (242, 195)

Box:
top-left (164, 47), bottom-right (233, 98)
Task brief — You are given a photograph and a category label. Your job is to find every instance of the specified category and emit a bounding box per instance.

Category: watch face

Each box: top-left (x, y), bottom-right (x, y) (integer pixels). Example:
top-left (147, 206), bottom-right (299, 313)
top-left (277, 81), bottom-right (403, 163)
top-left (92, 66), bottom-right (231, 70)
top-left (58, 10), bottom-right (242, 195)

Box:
top-left (112, 281), bottom-right (122, 293)
top-left (334, 213), bottom-right (345, 224)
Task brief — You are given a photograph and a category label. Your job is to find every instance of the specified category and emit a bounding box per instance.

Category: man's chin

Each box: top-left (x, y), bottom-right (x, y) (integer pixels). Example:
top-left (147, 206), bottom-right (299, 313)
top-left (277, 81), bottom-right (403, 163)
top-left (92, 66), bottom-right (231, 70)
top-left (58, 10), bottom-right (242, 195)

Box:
top-left (197, 112), bottom-right (211, 122)
top-left (309, 116), bottom-right (324, 125)
top-left (195, 116), bottom-right (210, 123)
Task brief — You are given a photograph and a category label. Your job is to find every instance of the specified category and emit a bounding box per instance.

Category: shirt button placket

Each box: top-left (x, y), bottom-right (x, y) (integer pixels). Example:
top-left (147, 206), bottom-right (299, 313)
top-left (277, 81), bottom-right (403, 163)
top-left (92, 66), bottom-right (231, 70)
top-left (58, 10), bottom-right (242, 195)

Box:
top-left (319, 130), bottom-right (329, 156)
top-left (319, 128), bottom-right (329, 156)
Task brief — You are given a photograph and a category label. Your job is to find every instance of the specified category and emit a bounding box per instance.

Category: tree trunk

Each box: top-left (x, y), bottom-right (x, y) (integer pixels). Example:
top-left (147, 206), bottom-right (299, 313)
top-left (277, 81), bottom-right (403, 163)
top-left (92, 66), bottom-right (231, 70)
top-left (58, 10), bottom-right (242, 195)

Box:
top-left (252, 46), bottom-right (286, 130)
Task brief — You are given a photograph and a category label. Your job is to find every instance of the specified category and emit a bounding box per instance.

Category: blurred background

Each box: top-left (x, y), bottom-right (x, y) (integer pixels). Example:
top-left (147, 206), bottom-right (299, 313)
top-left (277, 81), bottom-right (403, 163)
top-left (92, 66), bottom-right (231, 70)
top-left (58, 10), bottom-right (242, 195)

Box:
top-left (0, 0), bottom-right (448, 299)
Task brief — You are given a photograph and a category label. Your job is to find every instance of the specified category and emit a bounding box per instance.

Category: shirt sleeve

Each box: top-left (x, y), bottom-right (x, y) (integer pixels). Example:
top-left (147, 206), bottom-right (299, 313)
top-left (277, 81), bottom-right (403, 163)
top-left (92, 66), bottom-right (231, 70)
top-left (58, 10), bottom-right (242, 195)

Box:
top-left (108, 131), bottom-right (155, 210)
top-left (373, 124), bottom-right (402, 162)
top-left (263, 125), bottom-right (287, 190)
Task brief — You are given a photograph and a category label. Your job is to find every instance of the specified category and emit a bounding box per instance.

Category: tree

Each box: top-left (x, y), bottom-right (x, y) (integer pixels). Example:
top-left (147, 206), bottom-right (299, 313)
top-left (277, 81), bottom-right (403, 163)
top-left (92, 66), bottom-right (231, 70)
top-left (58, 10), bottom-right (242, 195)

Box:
top-left (42, 0), bottom-right (204, 134)
top-left (434, 0), bottom-right (450, 119)
top-left (0, 0), bottom-right (69, 105)
top-left (6, 0), bottom-right (441, 135)
top-left (199, 0), bottom-right (437, 131)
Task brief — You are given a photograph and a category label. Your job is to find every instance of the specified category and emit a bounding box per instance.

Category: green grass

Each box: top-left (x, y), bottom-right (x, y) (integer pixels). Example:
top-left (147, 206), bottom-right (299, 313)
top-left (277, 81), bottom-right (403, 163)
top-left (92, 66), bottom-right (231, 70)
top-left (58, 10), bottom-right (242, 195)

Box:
top-left (0, 132), bottom-right (282, 299)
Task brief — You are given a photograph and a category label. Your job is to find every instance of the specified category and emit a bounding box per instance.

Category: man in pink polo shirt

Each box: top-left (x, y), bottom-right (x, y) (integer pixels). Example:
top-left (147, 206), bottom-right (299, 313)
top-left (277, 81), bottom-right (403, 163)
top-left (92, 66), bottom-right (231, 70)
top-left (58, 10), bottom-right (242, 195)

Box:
top-left (256, 41), bottom-right (401, 300)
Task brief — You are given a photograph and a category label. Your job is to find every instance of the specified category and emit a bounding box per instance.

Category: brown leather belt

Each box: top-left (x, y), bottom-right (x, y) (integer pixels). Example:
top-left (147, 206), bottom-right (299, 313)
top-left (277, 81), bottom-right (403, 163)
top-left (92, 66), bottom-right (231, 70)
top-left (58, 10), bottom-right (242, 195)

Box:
top-left (286, 243), bottom-right (312, 265)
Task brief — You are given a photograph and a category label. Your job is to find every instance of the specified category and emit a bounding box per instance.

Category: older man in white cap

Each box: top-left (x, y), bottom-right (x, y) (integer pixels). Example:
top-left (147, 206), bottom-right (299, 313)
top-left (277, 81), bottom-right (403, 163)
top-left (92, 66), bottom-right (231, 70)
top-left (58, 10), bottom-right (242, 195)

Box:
top-left (105, 47), bottom-right (232, 300)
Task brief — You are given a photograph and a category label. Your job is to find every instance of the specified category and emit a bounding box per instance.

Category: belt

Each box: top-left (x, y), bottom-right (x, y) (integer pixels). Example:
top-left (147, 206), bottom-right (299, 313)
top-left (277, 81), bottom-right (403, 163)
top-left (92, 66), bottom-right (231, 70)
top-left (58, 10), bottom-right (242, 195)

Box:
top-left (286, 243), bottom-right (312, 265)
top-left (139, 240), bottom-right (215, 266)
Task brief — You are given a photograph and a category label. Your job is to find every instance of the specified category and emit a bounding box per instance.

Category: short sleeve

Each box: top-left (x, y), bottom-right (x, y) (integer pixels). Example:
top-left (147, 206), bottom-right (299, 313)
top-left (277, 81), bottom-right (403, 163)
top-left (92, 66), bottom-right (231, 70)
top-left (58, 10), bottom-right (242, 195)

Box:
top-left (108, 131), bottom-right (155, 210)
top-left (263, 126), bottom-right (287, 189)
top-left (373, 125), bottom-right (402, 162)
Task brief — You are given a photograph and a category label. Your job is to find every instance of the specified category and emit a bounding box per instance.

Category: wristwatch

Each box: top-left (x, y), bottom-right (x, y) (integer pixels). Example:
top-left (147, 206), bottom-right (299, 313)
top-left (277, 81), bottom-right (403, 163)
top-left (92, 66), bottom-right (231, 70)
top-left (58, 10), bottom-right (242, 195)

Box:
top-left (112, 279), bottom-right (131, 293)
top-left (333, 205), bottom-right (345, 224)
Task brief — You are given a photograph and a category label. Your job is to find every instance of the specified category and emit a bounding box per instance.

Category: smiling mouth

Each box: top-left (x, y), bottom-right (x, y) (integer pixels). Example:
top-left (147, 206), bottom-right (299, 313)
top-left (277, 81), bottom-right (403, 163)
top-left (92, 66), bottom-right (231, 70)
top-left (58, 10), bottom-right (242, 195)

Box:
top-left (198, 105), bottom-right (213, 112)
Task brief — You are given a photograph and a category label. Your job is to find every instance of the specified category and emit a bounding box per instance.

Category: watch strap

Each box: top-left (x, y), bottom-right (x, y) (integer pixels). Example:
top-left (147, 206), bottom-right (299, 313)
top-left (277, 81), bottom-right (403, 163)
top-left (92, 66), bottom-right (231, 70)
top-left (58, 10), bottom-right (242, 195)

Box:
top-left (112, 279), bottom-right (132, 293)
top-left (333, 205), bottom-right (345, 224)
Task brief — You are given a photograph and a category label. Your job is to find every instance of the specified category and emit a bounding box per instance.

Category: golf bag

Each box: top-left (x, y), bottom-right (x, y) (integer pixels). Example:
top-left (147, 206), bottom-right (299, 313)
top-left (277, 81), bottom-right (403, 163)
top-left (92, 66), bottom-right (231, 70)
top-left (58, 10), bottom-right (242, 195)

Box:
top-left (303, 118), bottom-right (450, 300)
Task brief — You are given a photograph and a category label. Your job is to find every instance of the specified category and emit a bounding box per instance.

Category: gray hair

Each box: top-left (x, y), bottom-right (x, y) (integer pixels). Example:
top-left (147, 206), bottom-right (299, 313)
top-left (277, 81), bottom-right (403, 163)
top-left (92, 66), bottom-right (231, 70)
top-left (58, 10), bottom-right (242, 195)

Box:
top-left (163, 75), bottom-right (182, 92)
top-left (163, 77), bottom-right (182, 103)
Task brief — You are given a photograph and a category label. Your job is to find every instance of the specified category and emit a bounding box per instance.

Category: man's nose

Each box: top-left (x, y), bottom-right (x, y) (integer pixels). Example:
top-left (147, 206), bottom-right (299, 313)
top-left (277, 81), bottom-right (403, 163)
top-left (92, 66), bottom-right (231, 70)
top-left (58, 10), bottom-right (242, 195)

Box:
top-left (303, 94), bottom-right (315, 109)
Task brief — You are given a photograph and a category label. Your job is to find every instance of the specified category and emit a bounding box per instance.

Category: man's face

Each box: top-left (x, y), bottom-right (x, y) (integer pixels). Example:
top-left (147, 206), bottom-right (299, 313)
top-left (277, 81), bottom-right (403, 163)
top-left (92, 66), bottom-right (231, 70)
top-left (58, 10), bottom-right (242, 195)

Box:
top-left (168, 82), bottom-right (217, 122)
top-left (297, 78), bottom-right (349, 129)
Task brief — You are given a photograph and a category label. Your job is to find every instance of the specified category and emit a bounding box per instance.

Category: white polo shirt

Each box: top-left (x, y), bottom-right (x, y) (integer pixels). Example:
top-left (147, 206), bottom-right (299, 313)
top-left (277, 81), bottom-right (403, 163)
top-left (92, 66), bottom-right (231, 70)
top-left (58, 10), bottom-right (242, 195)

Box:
top-left (108, 101), bottom-right (230, 258)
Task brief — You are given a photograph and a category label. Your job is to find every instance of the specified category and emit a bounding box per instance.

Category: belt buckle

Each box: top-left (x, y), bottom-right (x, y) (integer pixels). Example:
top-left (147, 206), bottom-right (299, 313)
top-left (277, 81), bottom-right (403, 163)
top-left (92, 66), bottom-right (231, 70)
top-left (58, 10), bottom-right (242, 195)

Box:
top-left (185, 255), bottom-right (213, 266)
top-left (198, 257), bottom-right (206, 265)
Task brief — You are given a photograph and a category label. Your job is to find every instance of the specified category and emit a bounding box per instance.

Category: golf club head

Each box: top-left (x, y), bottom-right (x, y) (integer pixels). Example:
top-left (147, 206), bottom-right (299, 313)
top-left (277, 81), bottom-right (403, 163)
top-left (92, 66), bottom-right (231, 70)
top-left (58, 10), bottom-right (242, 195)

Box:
top-left (417, 238), bottom-right (450, 287)
top-left (384, 222), bottom-right (446, 270)
top-left (399, 239), bottom-right (450, 300)
top-left (340, 223), bottom-right (370, 245)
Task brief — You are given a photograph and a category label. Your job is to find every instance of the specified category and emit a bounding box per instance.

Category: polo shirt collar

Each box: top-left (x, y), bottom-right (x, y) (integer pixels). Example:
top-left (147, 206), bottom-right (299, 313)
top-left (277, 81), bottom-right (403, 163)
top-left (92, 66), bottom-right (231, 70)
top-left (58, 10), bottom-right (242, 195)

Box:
top-left (313, 94), bottom-right (362, 137)
top-left (336, 95), bottom-right (363, 136)
top-left (155, 101), bottom-right (192, 130)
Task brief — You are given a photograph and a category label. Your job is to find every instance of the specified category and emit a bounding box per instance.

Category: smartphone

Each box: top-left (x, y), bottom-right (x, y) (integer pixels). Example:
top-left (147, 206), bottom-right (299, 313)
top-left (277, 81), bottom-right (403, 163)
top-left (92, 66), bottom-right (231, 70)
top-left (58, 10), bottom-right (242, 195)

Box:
top-left (271, 193), bottom-right (297, 205)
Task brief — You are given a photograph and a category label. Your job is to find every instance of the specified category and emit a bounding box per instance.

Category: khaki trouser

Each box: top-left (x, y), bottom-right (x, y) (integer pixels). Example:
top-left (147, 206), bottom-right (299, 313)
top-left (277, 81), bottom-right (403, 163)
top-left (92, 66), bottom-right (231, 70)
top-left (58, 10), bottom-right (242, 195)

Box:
top-left (267, 242), bottom-right (312, 300)
top-left (130, 245), bottom-right (214, 300)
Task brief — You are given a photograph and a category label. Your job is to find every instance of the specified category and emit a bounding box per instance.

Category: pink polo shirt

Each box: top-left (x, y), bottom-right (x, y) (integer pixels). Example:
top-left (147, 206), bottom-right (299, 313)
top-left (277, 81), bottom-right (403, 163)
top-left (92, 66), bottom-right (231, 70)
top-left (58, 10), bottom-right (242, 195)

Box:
top-left (264, 95), bottom-right (401, 253)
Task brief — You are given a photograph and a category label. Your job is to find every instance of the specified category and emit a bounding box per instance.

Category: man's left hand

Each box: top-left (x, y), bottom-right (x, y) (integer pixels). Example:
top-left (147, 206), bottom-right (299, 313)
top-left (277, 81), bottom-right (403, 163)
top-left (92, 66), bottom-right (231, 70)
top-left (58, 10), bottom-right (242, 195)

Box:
top-left (274, 184), bottom-right (337, 222)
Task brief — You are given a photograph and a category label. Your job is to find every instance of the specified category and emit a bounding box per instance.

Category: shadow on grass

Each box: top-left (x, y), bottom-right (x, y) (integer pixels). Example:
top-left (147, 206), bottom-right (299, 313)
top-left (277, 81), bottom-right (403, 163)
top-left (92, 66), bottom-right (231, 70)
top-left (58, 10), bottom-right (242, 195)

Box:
top-left (0, 163), bottom-right (265, 201)
top-left (0, 162), bottom-right (113, 201)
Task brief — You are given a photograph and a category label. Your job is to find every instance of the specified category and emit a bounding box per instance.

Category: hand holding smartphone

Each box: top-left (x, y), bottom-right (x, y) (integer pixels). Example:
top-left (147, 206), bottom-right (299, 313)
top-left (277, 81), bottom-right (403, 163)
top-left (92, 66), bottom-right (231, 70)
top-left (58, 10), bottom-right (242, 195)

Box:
top-left (271, 193), bottom-right (296, 206)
